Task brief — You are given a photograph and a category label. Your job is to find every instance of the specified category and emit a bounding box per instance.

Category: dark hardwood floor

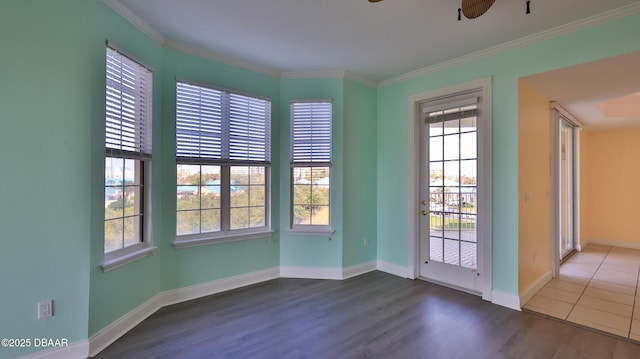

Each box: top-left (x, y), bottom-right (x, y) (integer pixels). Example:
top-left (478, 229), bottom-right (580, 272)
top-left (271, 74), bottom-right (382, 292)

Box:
top-left (94, 271), bottom-right (640, 359)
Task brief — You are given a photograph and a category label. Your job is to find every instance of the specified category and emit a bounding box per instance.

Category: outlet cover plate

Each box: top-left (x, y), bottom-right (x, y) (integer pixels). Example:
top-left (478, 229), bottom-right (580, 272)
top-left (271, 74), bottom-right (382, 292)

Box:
top-left (38, 300), bottom-right (53, 319)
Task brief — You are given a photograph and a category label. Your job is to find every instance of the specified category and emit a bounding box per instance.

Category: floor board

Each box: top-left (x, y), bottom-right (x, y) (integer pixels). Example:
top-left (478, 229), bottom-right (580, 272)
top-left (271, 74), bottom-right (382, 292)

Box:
top-left (94, 271), bottom-right (640, 358)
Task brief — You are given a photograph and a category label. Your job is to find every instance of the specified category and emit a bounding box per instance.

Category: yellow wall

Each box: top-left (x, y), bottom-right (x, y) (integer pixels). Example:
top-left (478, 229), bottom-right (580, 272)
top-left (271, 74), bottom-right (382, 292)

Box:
top-left (583, 128), bottom-right (640, 245)
top-left (518, 80), bottom-right (552, 294)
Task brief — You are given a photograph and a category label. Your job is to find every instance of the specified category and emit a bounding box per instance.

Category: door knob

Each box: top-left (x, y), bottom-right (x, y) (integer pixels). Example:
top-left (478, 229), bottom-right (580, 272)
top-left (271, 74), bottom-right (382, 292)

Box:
top-left (421, 200), bottom-right (428, 205)
top-left (421, 210), bottom-right (428, 216)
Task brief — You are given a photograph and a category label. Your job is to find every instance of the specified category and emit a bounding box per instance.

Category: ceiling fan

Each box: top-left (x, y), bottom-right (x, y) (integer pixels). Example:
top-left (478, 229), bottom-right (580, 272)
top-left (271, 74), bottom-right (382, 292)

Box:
top-left (368, 0), bottom-right (532, 21)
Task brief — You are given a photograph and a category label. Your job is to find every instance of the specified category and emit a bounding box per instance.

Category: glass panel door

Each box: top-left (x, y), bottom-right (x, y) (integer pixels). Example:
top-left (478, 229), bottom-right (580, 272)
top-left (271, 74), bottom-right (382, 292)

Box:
top-left (428, 114), bottom-right (478, 269)
top-left (419, 96), bottom-right (482, 294)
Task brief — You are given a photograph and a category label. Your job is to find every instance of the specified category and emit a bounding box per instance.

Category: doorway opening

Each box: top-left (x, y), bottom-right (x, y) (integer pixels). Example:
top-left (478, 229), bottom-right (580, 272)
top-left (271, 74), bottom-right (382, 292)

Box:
top-left (519, 51), bottom-right (640, 339)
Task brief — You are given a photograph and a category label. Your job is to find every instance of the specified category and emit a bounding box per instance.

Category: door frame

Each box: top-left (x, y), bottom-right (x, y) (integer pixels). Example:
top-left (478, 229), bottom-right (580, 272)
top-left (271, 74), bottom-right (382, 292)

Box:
top-left (407, 77), bottom-right (492, 301)
top-left (549, 102), bottom-right (582, 277)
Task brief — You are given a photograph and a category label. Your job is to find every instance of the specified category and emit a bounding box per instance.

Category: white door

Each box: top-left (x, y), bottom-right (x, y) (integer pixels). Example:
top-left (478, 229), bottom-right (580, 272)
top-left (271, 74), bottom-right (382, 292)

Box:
top-left (559, 119), bottom-right (576, 261)
top-left (419, 92), bottom-right (484, 294)
top-left (550, 102), bottom-right (582, 276)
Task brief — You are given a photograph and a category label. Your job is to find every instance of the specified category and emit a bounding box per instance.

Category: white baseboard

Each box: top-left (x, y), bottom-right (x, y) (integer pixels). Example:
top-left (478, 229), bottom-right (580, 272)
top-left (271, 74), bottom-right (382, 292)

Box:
top-left (280, 266), bottom-right (343, 280)
top-left (88, 266), bottom-right (279, 357)
top-left (492, 289), bottom-right (521, 311)
top-left (18, 339), bottom-right (89, 359)
top-left (519, 271), bottom-right (552, 306)
top-left (343, 261), bottom-right (377, 279)
top-left (376, 261), bottom-right (410, 278)
top-left (88, 295), bottom-right (163, 357)
top-left (587, 238), bottom-right (640, 250)
top-left (158, 267), bottom-right (279, 306)
top-left (279, 261), bottom-right (377, 280)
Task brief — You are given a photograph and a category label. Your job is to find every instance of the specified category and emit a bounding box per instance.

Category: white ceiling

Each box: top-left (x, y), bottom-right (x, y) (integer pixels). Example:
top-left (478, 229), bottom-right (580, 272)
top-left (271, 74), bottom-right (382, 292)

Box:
top-left (106, 0), bottom-right (640, 129)
top-left (107, 0), bottom-right (640, 84)
top-left (523, 51), bottom-right (640, 130)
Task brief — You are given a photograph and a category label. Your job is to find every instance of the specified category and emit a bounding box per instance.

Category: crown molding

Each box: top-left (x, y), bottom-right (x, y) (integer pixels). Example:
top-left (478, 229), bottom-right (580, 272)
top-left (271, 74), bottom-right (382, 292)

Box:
top-left (164, 39), bottom-right (281, 78)
top-left (345, 72), bottom-right (377, 88)
top-left (102, 0), bottom-right (379, 85)
top-left (379, 2), bottom-right (640, 88)
top-left (103, 0), bottom-right (166, 44)
top-left (103, 0), bottom-right (280, 78)
top-left (281, 70), bottom-right (377, 88)
top-left (281, 70), bottom-right (347, 79)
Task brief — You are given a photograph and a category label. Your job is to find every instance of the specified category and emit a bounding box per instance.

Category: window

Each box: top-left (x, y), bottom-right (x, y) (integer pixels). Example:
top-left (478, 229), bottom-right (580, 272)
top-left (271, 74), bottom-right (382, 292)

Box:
top-left (104, 44), bottom-right (153, 265)
top-left (175, 81), bottom-right (271, 246)
top-left (290, 100), bottom-right (332, 229)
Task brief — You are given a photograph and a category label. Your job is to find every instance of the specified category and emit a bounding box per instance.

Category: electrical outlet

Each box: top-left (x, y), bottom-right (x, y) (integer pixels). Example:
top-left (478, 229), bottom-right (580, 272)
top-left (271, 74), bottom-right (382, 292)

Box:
top-left (38, 300), bottom-right (53, 319)
top-left (363, 238), bottom-right (368, 247)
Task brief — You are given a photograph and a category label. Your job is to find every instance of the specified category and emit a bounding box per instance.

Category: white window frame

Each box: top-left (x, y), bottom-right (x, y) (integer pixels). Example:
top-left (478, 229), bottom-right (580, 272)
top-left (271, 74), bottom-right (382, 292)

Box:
top-left (174, 80), bottom-right (273, 248)
top-left (102, 42), bottom-right (155, 272)
top-left (290, 100), bottom-right (333, 234)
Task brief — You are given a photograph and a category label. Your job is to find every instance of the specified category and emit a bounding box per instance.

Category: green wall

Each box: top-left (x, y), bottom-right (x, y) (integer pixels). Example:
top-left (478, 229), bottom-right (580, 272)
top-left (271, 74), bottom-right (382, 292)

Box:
top-left (278, 77), bottom-right (345, 268)
top-left (0, 1), bottom-right (94, 357)
top-left (1, 1), bottom-right (281, 357)
top-left (343, 80), bottom-right (378, 267)
top-left (157, 49), bottom-right (281, 293)
top-left (88, 0), bottom-right (165, 337)
top-left (278, 77), bottom-right (378, 270)
top-left (1, 2), bottom-right (376, 357)
top-left (89, 3), bottom-right (283, 336)
top-left (376, 11), bottom-right (640, 295)
top-left (2, 0), bottom-right (640, 357)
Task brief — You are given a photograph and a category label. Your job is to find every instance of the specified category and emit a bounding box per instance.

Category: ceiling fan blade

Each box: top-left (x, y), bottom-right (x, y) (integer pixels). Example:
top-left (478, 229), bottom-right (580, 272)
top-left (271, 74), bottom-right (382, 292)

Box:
top-left (461, 0), bottom-right (496, 19)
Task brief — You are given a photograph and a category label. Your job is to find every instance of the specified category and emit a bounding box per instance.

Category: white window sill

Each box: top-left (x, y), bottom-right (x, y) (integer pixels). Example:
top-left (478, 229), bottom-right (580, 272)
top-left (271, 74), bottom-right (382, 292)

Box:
top-left (173, 229), bottom-right (274, 249)
top-left (102, 246), bottom-right (157, 272)
top-left (288, 226), bottom-right (335, 236)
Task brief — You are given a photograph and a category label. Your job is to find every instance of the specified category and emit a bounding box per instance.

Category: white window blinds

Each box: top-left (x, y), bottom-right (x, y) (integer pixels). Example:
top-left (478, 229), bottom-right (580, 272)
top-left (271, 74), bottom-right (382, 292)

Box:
top-left (423, 96), bottom-right (478, 123)
top-left (176, 82), bottom-right (271, 163)
top-left (176, 83), bottom-right (223, 159)
top-left (228, 93), bottom-right (271, 162)
top-left (105, 46), bottom-right (152, 155)
top-left (290, 101), bottom-right (332, 164)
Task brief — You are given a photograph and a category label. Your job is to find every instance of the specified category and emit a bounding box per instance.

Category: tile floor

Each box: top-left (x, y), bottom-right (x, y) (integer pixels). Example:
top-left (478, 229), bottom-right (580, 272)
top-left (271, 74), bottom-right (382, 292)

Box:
top-left (523, 244), bottom-right (640, 341)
